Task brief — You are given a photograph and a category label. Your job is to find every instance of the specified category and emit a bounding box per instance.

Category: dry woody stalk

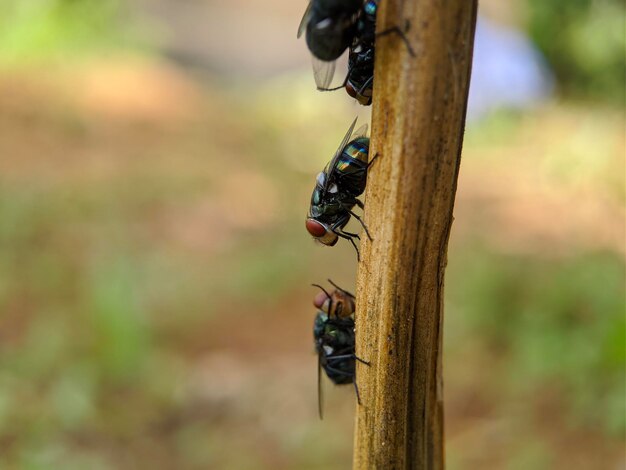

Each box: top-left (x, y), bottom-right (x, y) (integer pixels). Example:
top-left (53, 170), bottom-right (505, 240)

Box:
top-left (353, 1), bottom-right (478, 469)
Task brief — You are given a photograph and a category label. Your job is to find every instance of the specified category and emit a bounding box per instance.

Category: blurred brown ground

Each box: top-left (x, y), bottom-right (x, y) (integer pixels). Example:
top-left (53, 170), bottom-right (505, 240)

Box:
top-left (0, 54), bottom-right (623, 469)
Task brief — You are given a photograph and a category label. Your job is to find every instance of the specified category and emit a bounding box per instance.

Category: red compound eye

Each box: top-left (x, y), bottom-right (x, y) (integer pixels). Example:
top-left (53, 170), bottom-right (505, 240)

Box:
top-left (305, 219), bottom-right (327, 238)
top-left (313, 291), bottom-right (329, 309)
top-left (346, 82), bottom-right (357, 98)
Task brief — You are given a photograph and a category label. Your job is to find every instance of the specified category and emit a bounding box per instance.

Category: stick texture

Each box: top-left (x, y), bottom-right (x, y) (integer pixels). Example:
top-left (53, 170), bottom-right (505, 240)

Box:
top-left (353, 1), bottom-right (478, 468)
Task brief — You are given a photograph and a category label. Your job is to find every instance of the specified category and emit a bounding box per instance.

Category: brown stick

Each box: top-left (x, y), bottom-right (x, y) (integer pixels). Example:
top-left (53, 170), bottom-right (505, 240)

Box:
top-left (353, 1), bottom-right (478, 469)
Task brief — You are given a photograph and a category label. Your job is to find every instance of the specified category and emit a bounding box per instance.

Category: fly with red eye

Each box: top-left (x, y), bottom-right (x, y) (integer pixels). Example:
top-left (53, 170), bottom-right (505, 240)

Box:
top-left (312, 280), bottom-right (369, 418)
top-left (305, 117), bottom-right (377, 260)
top-left (311, 0), bottom-right (416, 106)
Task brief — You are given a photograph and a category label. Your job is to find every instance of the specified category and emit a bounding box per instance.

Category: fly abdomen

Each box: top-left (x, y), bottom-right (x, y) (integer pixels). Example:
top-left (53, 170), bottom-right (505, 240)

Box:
top-left (335, 137), bottom-right (370, 195)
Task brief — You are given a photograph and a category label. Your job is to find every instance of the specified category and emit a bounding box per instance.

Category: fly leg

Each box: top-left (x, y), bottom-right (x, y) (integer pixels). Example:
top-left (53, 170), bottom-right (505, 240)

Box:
top-left (326, 354), bottom-right (370, 366)
top-left (317, 72), bottom-right (349, 92)
top-left (334, 230), bottom-right (360, 261)
top-left (327, 279), bottom-right (355, 299)
top-left (312, 283), bottom-right (334, 315)
top-left (339, 153), bottom-right (379, 184)
top-left (356, 75), bottom-right (374, 99)
top-left (366, 152), bottom-right (379, 169)
top-left (354, 355), bottom-right (370, 366)
top-left (353, 381), bottom-right (362, 405)
top-left (348, 209), bottom-right (372, 241)
top-left (353, 357), bottom-right (369, 404)
top-left (377, 21), bottom-right (415, 56)
top-left (317, 59), bottom-right (374, 92)
top-left (329, 215), bottom-right (361, 260)
top-left (324, 363), bottom-right (364, 406)
top-left (340, 229), bottom-right (360, 239)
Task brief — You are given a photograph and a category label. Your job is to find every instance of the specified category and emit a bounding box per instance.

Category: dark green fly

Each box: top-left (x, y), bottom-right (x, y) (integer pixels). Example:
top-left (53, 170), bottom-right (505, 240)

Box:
top-left (305, 118), bottom-right (377, 259)
top-left (297, 0), bottom-right (363, 62)
top-left (312, 280), bottom-right (369, 418)
top-left (310, 0), bottom-right (415, 105)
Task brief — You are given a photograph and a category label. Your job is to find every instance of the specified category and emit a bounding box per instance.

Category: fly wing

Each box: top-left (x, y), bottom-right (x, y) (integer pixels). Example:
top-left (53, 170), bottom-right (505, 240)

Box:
top-left (312, 57), bottom-right (336, 90)
top-left (352, 123), bottom-right (369, 139)
top-left (323, 117), bottom-right (358, 191)
top-left (297, 2), bottom-right (312, 38)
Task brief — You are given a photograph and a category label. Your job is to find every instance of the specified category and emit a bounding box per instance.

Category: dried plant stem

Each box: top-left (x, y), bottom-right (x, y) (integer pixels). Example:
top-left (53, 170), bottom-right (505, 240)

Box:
top-left (353, 1), bottom-right (478, 468)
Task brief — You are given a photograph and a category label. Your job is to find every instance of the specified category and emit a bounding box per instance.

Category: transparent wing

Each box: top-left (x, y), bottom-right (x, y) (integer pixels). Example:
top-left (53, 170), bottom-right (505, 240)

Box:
top-left (318, 356), bottom-right (324, 419)
top-left (297, 2), bottom-right (312, 38)
top-left (352, 123), bottom-right (369, 139)
top-left (312, 57), bottom-right (337, 90)
top-left (324, 117), bottom-right (358, 190)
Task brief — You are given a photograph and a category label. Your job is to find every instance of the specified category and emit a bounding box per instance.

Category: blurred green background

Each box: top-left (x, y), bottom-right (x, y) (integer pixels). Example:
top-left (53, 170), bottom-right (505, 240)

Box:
top-left (0, 0), bottom-right (623, 469)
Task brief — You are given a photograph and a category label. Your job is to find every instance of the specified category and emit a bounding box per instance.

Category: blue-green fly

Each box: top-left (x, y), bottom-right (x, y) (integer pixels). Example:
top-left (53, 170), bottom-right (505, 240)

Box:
top-left (311, 0), bottom-right (415, 106)
top-left (305, 118), bottom-right (377, 260)
top-left (312, 280), bottom-right (369, 418)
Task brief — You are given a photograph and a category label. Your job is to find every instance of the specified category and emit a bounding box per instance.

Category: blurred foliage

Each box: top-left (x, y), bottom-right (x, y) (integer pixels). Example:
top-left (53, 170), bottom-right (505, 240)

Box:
top-left (0, 0), bottom-right (623, 467)
top-left (0, 66), bottom-right (622, 465)
top-left (1, 0), bottom-right (623, 104)
top-left (0, 0), bottom-right (133, 63)
top-left (526, 0), bottom-right (626, 103)
top-left (448, 248), bottom-right (626, 436)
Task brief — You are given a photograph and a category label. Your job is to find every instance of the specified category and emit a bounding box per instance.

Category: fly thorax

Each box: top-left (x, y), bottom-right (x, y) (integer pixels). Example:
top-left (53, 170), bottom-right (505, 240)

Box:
top-left (364, 1), bottom-right (377, 17)
top-left (311, 186), bottom-right (323, 206)
top-left (313, 312), bottom-right (328, 339)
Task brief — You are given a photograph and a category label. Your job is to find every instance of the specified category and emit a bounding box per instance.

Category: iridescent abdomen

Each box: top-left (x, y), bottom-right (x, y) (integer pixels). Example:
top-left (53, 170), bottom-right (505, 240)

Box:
top-left (323, 355), bottom-right (355, 384)
top-left (314, 310), bottom-right (357, 386)
top-left (334, 137), bottom-right (370, 196)
top-left (341, 137), bottom-right (369, 164)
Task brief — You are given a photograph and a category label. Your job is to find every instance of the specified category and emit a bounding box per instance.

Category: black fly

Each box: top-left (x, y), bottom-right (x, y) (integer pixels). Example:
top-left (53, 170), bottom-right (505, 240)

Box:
top-left (301, 0), bottom-right (415, 106)
top-left (305, 118), bottom-right (377, 260)
top-left (297, 0), bottom-right (363, 62)
top-left (312, 280), bottom-right (369, 418)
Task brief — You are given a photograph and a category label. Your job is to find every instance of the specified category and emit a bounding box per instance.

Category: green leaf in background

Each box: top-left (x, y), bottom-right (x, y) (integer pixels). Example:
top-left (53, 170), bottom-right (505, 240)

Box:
top-left (0, 0), bottom-right (130, 63)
